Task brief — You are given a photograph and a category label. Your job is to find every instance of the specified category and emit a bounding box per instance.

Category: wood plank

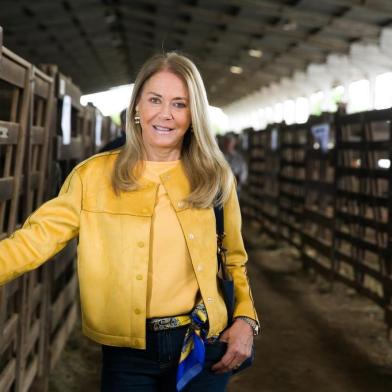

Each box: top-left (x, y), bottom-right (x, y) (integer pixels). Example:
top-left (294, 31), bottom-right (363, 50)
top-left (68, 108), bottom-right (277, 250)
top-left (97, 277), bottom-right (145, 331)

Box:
top-left (0, 26), bottom-right (2, 60)
top-left (25, 319), bottom-right (40, 362)
top-left (49, 303), bottom-right (77, 371)
top-left (0, 358), bottom-right (16, 392)
top-left (336, 189), bottom-right (388, 207)
top-left (31, 126), bottom-right (45, 145)
top-left (337, 167), bottom-right (389, 179)
top-left (334, 231), bottom-right (388, 256)
top-left (0, 177), bottom-right (14, 202)
top-left (0, 314), bottom-right (18, 355)
top-left (339, 141), bottom-right (389, 150)
top-left (0, 49), bottom-right (30, 88)
top-left (52, 241), bottom-right (77, 279)
top-left (22, 356), bottom-right (38, 392)
top-left (302, 232), bottom-right (332, 258)
top-left (0, 121), bottom-right (19, 144)
top-left (33, 70), bottom-right (52, 99)
top-left (50, 273), bottom-right (77, 333)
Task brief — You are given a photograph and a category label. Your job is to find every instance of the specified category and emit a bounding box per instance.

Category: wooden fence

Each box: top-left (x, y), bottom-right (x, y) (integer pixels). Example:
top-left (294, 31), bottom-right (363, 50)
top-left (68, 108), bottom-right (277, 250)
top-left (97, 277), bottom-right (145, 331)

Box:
top-left (0, 26), bottom-right (120, 391)
top-left (0, 44), bottom-right (33, 392)
top-left (243, 110), bottom-right (392, 338)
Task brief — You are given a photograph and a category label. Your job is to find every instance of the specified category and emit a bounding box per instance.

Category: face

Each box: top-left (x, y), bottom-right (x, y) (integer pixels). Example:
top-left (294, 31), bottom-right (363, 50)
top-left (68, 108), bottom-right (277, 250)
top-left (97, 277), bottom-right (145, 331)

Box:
top-left (136, 70), bottom-right (191, 160)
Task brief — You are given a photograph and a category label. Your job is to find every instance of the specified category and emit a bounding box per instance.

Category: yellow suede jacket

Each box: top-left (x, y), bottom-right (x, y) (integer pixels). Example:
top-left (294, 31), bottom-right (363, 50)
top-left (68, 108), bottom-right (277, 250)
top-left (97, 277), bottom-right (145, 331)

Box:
top-left (0, 151), bottom-right (258, 349)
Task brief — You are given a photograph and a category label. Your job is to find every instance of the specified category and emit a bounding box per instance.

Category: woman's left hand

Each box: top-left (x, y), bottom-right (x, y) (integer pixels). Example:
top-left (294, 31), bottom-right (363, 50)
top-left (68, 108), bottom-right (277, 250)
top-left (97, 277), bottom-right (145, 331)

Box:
top-left (211, 318), bottom-right (254, 374)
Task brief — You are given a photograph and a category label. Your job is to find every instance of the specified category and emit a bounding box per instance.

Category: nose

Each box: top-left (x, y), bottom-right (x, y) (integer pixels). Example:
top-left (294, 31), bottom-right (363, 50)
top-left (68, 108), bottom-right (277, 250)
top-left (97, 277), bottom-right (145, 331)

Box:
top-left (159, 103), bottom-right (173, 120)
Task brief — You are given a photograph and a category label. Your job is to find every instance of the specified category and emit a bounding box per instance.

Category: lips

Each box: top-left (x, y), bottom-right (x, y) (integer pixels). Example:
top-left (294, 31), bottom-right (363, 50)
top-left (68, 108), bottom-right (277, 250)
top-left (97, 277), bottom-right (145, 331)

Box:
top-left (153, 125), bottom-right (174, 133)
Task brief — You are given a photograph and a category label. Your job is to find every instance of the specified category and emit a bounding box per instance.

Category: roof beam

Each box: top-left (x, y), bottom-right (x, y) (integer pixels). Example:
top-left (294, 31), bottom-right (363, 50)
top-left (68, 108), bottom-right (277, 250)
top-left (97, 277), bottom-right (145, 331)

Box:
top-left (321, 0), bottom-right (392, 15)
top-left (225, 0), bottom-right (381, 35)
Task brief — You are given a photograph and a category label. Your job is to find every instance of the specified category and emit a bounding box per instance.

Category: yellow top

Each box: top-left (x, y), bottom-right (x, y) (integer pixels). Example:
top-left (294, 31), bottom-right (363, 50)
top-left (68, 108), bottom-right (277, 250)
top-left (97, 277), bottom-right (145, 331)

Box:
top-left (141, 160), bottom-right (199, 318)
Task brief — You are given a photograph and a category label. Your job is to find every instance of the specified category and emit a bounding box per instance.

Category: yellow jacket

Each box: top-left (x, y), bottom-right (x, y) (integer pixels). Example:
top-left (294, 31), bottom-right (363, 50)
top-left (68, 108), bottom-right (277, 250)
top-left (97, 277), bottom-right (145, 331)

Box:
top-left (0, 151), bottom-right (258, 348)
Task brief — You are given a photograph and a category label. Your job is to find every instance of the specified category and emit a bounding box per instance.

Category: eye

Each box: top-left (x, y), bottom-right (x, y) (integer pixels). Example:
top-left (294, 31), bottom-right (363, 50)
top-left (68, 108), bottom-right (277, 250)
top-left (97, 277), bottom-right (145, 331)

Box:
top-left (173, 101), bottom-right (187, 108)
top-left (149, 97), bottom-right (161, 104)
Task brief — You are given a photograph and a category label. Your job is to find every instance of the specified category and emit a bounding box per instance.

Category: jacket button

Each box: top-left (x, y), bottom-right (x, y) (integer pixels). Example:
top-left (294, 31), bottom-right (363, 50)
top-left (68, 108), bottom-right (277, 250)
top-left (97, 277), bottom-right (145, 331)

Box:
top-left (136, 274), bottom-right (143, 280)
top-left (134, 309), bottom-right (141, 315)
top-left (197, 265), bottom-right (203, 272)
top-left (137, 241), bottom-right (145, 248)
top-left (177, 201), bottom-right (184, 208)
top-left (188, 233), bottom-right (194, 240)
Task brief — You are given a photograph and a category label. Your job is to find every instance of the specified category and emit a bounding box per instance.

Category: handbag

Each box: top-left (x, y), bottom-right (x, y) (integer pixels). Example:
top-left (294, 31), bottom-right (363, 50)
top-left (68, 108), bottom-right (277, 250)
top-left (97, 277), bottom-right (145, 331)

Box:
top-left (213, 204), bottom-right (255, 374)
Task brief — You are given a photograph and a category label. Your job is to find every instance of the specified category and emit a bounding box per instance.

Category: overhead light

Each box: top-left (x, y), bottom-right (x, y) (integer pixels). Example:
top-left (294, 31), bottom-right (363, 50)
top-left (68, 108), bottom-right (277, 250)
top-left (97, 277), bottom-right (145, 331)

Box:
top-left (230, 66), bottom-right (243, 74)
top-left (248, 49), bottom-right (263, 58)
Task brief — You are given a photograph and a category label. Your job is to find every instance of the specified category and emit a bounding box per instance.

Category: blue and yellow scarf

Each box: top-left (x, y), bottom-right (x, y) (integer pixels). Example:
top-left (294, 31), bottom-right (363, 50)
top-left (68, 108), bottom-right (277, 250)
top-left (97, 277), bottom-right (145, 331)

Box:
top-left (176, 302), bottom-right (210, 391)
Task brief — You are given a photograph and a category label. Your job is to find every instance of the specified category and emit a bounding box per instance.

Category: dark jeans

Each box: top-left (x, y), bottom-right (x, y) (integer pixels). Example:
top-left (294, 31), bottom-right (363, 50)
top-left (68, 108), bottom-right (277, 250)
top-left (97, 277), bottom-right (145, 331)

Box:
top-left (100, 326), bottom-right (231, 391)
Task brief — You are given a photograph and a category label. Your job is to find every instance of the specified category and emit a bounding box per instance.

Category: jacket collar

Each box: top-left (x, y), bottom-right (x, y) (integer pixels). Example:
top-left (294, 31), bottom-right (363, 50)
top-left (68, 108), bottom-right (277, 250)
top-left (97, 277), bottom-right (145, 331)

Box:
top-left (114, 161), bottom-right (190, 216)
top-left (159, 162), bottom-right (190, 212)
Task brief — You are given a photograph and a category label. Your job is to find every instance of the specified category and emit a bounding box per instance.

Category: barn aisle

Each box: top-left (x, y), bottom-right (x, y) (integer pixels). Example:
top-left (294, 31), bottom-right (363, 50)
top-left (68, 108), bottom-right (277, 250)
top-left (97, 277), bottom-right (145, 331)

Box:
top-left (229, 223), bottom-right (392, 392)
top-left (48, 223), bottom-right (392, 392)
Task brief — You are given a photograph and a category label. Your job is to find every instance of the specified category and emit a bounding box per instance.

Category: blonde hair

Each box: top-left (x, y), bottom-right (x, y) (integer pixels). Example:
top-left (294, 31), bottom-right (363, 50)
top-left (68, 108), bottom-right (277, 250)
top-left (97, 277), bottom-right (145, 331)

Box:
top-left (112, 52), bottom-right (233, 208)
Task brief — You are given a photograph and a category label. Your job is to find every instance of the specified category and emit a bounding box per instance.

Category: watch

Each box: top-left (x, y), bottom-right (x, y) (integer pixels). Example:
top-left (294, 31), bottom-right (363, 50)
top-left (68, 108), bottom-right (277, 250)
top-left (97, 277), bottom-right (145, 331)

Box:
top-left (236, 316), bottom-right (260, 336)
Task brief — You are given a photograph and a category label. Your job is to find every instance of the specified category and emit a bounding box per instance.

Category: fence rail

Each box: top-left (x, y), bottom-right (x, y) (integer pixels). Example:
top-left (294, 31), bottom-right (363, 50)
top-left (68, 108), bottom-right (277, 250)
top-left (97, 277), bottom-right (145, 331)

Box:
top-left (0, 25), bottom-right (120, 391)
top-left (243, 109), bottom-right (392, 338)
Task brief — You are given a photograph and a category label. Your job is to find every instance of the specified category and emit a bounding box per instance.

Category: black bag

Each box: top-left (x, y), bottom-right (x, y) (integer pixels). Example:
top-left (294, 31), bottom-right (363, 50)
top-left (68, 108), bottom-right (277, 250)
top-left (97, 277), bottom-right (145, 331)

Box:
top-left (213, 204), bottom-right (254, 373)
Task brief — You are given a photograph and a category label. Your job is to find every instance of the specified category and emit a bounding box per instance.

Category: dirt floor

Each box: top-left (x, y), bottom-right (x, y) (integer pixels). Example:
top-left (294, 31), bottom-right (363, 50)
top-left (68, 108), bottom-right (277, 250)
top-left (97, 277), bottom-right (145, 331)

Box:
top-left (49, 222), bottom-right (392, 391)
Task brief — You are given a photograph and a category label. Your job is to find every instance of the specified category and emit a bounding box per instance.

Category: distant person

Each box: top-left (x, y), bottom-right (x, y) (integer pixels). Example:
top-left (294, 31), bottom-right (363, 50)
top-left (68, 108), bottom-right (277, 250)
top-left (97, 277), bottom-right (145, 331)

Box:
top-left (99, 108), bottom-right (126, 152)
top-left (223, 133), bottom-right (248, 194)
top-left (337, 101), bottom-right (347, 115)
top-left (0, 52), bottom-right (259, 391)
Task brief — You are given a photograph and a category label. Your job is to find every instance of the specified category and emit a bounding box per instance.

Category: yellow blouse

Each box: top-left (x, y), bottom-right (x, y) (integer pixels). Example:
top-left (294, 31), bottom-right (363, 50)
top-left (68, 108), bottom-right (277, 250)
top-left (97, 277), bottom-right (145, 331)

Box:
top-left (141, 160), bottom-right (199, 318)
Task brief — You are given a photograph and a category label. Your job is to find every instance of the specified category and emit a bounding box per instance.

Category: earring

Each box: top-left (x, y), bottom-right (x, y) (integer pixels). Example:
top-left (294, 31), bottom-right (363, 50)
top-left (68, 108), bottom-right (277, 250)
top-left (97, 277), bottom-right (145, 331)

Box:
top-left (134, 112), bottom-right (140, 125)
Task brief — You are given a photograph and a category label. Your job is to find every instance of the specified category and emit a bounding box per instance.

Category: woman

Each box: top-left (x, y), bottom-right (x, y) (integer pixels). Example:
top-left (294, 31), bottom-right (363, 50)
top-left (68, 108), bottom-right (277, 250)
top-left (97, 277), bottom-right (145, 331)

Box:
top-left (0, 52), bottom-right (259, 391)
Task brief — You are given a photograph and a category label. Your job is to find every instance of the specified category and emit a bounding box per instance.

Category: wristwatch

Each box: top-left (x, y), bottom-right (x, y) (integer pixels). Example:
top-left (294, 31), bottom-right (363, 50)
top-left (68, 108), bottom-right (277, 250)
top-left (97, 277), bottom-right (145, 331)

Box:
top-left (236, 316), bottom-right (260, 336)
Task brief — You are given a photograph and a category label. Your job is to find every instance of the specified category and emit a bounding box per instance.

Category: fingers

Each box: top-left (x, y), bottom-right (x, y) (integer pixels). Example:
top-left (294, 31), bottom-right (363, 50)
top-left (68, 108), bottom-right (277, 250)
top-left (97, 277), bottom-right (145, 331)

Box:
top-left (211, 345), bottom-right (250, 374)
top-left (211, 320), bottom-right (254, 373)
top-left (211, 350), bottom-right (236, 373)
top-left (219, 330), bottom-right (229, 343)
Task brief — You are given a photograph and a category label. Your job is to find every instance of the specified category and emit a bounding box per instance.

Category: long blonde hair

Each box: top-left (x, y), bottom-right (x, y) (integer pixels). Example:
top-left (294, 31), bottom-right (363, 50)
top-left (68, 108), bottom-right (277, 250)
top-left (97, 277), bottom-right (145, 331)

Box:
top-left (112, 52), bottom-right (233, 208)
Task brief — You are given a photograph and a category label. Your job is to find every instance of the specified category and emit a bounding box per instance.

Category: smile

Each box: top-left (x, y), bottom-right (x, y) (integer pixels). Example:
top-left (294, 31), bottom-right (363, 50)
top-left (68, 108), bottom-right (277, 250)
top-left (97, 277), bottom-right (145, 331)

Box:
top-left (153, 125), bottom-right (174, 132)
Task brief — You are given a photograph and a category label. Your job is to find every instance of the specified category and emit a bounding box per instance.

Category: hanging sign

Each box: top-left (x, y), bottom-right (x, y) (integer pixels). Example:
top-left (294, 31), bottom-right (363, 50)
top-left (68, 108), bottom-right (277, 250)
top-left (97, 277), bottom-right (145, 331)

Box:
top-left (95, 113), bottom-right (103, 146)
top-left (311, 123), bottom-right (330, 152)
top-left (59, 78), bottom-right (66, 96)
top-left (271, 128), bottom-right (278, 151)
top-left (61, 95), bottom-right (72, 145)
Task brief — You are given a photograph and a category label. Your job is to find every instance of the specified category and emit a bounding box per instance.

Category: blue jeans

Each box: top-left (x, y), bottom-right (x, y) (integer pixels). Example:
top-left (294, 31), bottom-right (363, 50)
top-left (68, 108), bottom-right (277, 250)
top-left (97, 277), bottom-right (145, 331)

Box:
top-left (100, 326), bottom-right (231, 391)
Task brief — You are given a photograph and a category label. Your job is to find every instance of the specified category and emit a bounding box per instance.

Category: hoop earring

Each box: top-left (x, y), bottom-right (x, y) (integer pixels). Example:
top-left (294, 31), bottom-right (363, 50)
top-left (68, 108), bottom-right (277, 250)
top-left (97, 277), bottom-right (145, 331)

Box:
top-left (134, 112), bottom-right (140, 125)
